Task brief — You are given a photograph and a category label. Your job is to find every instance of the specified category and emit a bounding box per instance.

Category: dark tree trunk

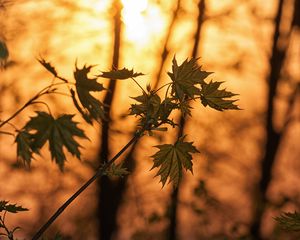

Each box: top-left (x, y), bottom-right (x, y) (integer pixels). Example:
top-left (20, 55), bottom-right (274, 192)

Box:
top-left (97, 1), bottom-right (122, 239)
top-left (250, 0), bottom-right (298, 238)
top-left (96, 1), bottom-right (183, 239)
top-left (167, 1), bottom-right (206, 240)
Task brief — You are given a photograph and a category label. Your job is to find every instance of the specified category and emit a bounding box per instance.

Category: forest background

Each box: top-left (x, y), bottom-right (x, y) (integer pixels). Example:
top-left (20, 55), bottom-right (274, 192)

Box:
top-left (0, 0), bottom-right (299, 239)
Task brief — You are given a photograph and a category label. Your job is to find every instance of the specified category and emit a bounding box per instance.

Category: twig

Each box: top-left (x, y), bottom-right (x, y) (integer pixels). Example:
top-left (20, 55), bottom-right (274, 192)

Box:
top-left (32, 130), bottom-right (144, 240)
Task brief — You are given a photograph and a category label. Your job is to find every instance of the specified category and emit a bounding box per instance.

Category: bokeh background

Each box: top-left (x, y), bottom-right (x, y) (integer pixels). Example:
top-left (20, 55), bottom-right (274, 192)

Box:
top-left (0, 0), bottom-right (299, 239)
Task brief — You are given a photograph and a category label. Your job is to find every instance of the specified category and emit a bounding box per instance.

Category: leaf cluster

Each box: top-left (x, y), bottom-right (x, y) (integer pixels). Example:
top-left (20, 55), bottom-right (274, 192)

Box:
top-left (2, 56), bottom-right (239, 185)
top-left (124, 57), bottom-right (239, 186)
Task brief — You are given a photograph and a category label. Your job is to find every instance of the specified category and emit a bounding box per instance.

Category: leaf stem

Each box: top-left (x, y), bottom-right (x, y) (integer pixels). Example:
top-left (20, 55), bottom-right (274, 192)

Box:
top-left (31, 130), bottom-right (144, 240)
top-left (31, 101), bottom-right (52, 115)
top-left (154, 82), bottom-right (172, 94)
top-left (164, 83), bottom-right (172, 100)
top-left (0, 131), bottom-right (15, 137)
top-left (0, 95), bottom-right (39, 128)
top-left (0, 82), bottom-right (72, 129)
top-left (0, 212), bottom-right (14, 240)
top-left (131, 77), bottom-right (146, 94)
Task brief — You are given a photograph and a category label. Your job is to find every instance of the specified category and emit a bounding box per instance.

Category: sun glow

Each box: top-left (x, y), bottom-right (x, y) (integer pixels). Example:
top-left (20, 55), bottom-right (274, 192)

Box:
top-left (121, 0), bottom-right (165, 45)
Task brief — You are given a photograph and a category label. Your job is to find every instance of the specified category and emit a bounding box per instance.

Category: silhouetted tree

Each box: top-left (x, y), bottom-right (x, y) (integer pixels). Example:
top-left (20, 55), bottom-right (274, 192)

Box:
top-left (96, 1), bottom-right (183, 239)
top-left (97, 1), bottom-right (123, 239)
top-left (250, 0), bottom-right (299, 238)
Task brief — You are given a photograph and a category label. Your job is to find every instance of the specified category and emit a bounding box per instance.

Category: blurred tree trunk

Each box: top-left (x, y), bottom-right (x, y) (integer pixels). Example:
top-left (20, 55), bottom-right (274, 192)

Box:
top-left (96, 1), bottom-right (183, 239)
top-left (95, 1), bottom-right (183, 239)
top-left (167, 1), bottom-right (206, 240)
top-left (250, 0), bottom-right (299, 238)
top-left (97, 1), bottom-right (122, 239)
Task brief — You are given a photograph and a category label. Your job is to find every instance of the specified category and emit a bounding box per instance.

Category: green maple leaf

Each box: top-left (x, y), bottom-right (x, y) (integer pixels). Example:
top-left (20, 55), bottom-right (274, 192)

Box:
top-left (168, 57), bottom-right (212, 101)
top-left (151, 136), bottom-right (199, 187)
top-left (73, 63), bottom-right (106, 123)
top-left (0, 201), bottom-right (28, 213)
top-left (200, 81), bottom-right (240, 111)
top-left (15, 130), bottom-right (33, 165)
top-left (99, 67), bottom-right (144, 80)
top-left (23, 111), bottom-right (87, 170)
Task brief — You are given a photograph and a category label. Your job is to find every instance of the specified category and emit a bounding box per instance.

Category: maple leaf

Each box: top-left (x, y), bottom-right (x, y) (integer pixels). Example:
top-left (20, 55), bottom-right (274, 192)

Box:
top-left (15, 130), bottom-right (33, 165)
top-left (70, 88), bottom-right (92, 124)
top-left (37, 58), bottom-right (58, 77)
top-left (130, 92), bottom-right (161, 127)
top-left (104, 163), bottom-right (130, 177)
top-left (130, 93), bottom-right (177, 129)
top-left (151, 136), bottom-right (199, 187)
top-left (99, 67), bottom-right (144, 80)
top-left (168, 57), bottom-right (212, 101)
top-left (178, 101), bottom-right (193, 117)
top-left (74, 63), bottom-right (106, 122)
top-left (24, 111), bottom-right (87, 170)
top-left (157, 98), bottom-right (177, 127)
top-left (0, 201), bottom-right (28, 213)
top-left (200, 81), bottom-right (240, 111)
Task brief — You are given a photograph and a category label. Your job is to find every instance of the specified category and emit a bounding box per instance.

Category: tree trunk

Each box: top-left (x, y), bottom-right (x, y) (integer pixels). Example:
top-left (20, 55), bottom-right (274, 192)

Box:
top-left (97, 1), bottom-right (122, 239)
top-left (250, 0), bottom-right (297, 238)
top-left (96, 1), bottom-right (183, 239)
top-left (166, 1), bottom-right (206, 239)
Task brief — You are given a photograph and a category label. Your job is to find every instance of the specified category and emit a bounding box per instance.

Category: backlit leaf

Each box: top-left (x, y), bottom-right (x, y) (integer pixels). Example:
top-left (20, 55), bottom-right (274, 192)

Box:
top-left (168, 57), bottom-right (212, 101)
top-left (15, 130), bottom-right (33, 165)
top-left (200, 81), bottom-right (240, 111)
top-left (99, 67), bottom-right (144, 80)
top-left (74, 63), bottom-right (106, 122)
top-left (0, 201), bottom-right (28, 213)
top-left (105, 163), bottom-right (130, 177)
top-left (130, 93), bottom-right (177, 129)
top-left (70, 88), bottom-right (92, 124)
top-left (130, 92), bottom-right (161, 127)
top-left (24, 111), bottom-right (87, 170)
top-left (37, 58), bottom-right (58, 77)
top-left (151, 136), bottom-right (199, 187)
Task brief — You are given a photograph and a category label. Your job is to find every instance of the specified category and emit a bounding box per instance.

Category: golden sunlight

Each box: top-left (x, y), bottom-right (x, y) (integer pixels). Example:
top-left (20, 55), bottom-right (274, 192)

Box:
top-left (121, 0), bottom-right (165, 45)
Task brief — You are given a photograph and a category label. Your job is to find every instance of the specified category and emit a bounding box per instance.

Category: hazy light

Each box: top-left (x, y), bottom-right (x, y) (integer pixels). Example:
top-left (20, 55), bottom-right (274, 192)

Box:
top-left (121, 0), bottom-right (164, 45)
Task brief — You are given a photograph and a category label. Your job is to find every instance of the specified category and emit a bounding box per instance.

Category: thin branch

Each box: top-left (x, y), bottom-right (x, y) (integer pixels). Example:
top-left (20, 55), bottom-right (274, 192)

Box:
top-left (0, 131), bottom-right (15, 137)
top-left (131, 77), bottom-right (147, 94)
top-left (32, 130), bottom-right (144, 240)
top-left (153, 82), bottom-right (172, 94)
top-left (0, 95), bottom-right (39, 128)
top-left (0, 82), bottom-right (71, 128)
top-left (31, 101), bottom-right (52, 115)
